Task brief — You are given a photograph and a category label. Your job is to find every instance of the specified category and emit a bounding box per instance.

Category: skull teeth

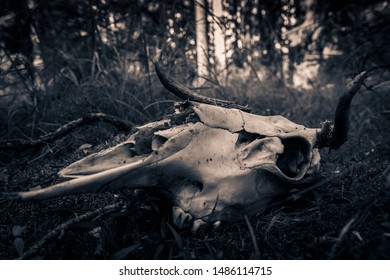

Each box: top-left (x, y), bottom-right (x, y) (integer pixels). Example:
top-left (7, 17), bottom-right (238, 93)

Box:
top-left (212, 220), bottom-right (222, 229)
top-left (191, 219), bottom-right (207, 234)
top-left (172, 206), bottom-right (193, 228)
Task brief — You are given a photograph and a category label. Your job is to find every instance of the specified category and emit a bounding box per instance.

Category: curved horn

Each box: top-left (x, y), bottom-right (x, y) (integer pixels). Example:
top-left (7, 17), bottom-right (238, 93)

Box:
top-left (155, 63), bottom-right (252, 112)
top-left (317, 71), bottom-right (367, 149)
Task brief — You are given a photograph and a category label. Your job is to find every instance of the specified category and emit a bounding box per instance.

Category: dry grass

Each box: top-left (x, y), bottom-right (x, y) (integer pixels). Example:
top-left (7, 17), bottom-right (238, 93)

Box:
top-left (0, 59), bottom-right (389, 259)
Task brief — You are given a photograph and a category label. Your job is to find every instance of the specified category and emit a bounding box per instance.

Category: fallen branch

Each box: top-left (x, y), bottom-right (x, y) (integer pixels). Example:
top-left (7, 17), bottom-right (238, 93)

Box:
top-left (0, 113), bottom-right (132, 149)
top-left (155, 63), bottom-right (252, 112)
top-left (19, 203), bottom-right (124, 260)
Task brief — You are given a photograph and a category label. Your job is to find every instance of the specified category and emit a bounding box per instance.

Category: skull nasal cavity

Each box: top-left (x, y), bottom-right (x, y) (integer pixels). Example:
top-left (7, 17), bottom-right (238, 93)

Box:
top-left (131, 132), bottom-right (168, 155)
top-left (276, 137), bottom-right (311, 178)
top-left (151, 135), bottom-right (168, 150)
top-left (236, 131), bottom-right (264, 147)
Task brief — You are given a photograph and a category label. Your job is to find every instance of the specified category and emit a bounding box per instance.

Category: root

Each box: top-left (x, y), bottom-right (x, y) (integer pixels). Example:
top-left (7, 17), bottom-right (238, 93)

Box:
top-left (0, 113), bottom-right (132, 149)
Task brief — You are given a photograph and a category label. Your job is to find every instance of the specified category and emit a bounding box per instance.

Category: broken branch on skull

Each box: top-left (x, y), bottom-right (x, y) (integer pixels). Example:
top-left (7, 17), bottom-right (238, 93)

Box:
top-left (2, 64), bottom-right (366, 233)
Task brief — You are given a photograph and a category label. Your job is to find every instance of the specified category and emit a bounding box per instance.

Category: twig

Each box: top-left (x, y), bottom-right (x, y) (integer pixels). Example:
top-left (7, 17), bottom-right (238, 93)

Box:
top-left (19, 203), bottom-right (124, 260)
top-left (0, 113), bottom-right (132, 149)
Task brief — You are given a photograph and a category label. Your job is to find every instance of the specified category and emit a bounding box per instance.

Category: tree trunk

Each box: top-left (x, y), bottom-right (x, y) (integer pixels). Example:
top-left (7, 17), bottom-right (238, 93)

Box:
top-left (194, 0), bottom-right (209, 86)
top-left (212, 0), bottom-right (227, 84)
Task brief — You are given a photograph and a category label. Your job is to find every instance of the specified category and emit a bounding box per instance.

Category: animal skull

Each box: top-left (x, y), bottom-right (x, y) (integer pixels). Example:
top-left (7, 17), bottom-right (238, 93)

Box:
top-left (4, 64), bottom-right (366, 233)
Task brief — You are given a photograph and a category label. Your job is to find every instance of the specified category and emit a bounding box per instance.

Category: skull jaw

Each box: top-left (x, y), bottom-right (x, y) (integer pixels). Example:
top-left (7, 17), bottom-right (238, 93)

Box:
top-left (169, 170), bottom-right (291, 232)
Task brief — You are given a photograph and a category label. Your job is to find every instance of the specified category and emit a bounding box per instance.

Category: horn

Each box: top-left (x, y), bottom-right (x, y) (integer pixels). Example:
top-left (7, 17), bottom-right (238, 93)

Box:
top-left (317, 71), bottom-right (367, 149)
top-left (154, 63), bottom-right (252, 112)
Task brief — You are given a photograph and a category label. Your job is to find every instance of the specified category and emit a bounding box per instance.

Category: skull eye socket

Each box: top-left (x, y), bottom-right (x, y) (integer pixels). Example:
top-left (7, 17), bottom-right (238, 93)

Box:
top-left (276, 137), bottom-right (311, 178)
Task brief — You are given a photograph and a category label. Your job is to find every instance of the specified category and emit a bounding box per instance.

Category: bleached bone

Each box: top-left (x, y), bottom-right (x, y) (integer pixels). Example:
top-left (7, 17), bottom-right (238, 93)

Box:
top-left (3, 64), bottom-right (366, 233)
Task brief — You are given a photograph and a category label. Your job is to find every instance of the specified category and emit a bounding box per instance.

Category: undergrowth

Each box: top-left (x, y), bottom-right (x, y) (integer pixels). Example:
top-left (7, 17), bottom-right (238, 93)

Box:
top-left (0, 58), bottom-right (389, 259)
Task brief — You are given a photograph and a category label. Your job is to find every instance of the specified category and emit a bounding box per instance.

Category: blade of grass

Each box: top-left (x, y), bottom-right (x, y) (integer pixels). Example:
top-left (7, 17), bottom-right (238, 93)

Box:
top-left (244, 215), bottom-right (260, 258)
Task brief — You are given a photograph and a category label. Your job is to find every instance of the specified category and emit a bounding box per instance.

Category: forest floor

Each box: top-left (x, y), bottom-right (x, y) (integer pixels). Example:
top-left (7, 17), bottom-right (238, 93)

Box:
top-left (0, 70), bottom-right (389, 260)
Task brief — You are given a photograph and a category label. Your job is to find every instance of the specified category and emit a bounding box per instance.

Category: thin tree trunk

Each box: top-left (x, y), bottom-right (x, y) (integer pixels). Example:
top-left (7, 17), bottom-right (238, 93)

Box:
top-left (194, 0), bottom-right (209, 86)
top-left (212, 0), bottom-right (227, 84)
